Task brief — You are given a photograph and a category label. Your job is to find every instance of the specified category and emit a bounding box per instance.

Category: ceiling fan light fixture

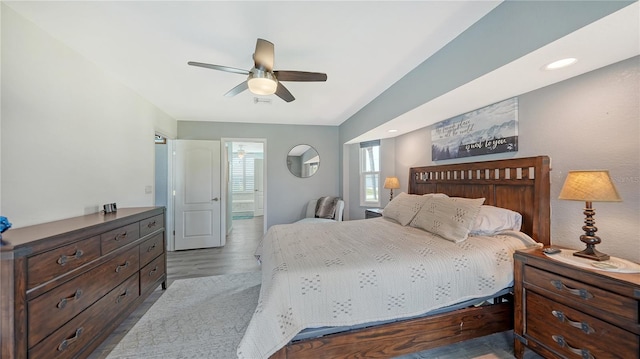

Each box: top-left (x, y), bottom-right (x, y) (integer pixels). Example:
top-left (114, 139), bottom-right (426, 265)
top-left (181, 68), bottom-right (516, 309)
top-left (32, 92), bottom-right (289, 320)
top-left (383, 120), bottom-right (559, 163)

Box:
top-left (248, 70), bottom-right (277, 95)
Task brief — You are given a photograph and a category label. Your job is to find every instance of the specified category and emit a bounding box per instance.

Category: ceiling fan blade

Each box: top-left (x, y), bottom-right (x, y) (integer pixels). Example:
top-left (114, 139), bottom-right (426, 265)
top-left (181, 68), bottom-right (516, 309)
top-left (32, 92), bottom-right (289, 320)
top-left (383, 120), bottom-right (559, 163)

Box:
top-left (275, 83), bottom-right (295, 102)
top-left (253, 38), bottom-right (274, 71)
top-left (274, 71), bottom-right (327, 82)
top-left (188, 61), bottom-right (249, 75)
top-left (224, 81), bottom-right (249, 97)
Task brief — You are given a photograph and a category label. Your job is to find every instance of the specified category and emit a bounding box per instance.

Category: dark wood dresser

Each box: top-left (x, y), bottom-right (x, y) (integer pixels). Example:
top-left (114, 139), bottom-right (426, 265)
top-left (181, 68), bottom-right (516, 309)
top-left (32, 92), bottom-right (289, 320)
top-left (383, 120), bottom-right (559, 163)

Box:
top-left (514, 247), bottom-right (640, 359)
top-left (1, 207), bottom-right (166, 359)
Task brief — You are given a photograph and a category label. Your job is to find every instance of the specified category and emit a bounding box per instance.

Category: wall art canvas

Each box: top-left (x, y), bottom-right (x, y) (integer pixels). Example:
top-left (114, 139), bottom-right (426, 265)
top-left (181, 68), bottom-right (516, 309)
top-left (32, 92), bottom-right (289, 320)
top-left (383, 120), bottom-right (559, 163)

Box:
top-left (431, 97), bottom-right (518, 160)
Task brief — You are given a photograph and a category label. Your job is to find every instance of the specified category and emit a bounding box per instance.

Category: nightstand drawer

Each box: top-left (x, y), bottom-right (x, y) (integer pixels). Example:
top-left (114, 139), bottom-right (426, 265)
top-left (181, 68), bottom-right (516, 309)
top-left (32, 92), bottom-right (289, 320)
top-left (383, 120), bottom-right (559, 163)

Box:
top-left (524, 265), bottom-right (637, 322)
top-left (526, 291), bottom-right (638, 359)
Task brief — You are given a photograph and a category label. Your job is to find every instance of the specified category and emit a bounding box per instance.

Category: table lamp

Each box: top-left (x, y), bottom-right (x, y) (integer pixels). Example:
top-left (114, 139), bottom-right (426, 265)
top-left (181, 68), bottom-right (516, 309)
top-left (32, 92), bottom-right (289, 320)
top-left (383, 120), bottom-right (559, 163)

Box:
top-left (384, 177), bottom-right (400, 201)
top-left (558, 170), bottom-right (622, 261)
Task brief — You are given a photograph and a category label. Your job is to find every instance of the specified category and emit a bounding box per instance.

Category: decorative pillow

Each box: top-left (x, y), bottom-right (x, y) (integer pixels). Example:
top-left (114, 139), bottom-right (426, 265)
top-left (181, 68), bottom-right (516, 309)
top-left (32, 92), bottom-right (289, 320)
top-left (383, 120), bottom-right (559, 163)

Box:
top-left (410, 196), bottom-right (485, 242)
top-left (382, 192), bottom-right (428, 226)
top-left (315, 196), bottom-right (338, 219)
top-left (470, 205), bottom-right (522, 236)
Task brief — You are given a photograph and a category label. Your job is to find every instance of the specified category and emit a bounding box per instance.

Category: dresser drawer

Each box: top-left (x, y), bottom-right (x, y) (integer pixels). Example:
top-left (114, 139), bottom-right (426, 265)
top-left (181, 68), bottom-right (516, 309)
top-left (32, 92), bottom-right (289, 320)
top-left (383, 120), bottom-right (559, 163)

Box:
top-left (523, 265), bottom-right (637, 322)
top-left (140, 214), bottom-right (164, 237)
top-left (101, 223), bottom-right (140, 254)
top-left (140, 254), bottom-right (165, 294)
top-left (27, 236), bottom-right (101, 289)
top-left (28, 273), bottom-right (140, 359)
top-left (139, 232), bottom-right (164, 268)
top-left (28, 246), bottom-right (140, 347)
top-left (526, 291), bottom-right (638, 359)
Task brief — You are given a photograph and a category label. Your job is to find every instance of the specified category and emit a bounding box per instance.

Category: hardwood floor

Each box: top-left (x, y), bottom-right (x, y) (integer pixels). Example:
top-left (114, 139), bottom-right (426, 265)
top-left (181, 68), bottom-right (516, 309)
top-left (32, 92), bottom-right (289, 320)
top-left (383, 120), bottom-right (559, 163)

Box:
top-left (167, 216), bottom-right (263, 281)
top-left (89, 215), bottom-right (542, 359)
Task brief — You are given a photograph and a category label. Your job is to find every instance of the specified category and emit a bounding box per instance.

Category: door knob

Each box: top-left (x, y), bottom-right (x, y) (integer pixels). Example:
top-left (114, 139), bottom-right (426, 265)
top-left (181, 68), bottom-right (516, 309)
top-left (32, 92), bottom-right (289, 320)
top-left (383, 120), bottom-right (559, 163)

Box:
top-left (212, 198), bottom-right (219, 201)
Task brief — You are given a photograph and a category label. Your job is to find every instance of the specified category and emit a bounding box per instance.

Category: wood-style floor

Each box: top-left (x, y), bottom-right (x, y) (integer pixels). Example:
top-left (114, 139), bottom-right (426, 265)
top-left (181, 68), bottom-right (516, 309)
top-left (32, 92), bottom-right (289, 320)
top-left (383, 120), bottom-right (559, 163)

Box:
top-left (90, 216), bottom-right (541, 359)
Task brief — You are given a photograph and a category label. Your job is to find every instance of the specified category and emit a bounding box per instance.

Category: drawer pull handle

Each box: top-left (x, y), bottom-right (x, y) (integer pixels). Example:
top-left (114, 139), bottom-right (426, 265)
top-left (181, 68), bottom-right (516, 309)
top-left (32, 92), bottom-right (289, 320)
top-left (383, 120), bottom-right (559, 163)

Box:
top-left (115, 232), bottom-right (128, 241)
top-left (550, 280), bottom-right (594, 300)
top-left (57, 249), bottom-right (84, 265)
top-left (57, 327), bottom-right (83, 351)
top-left (115, 261), bottom-right (130, 273)
top-left (147, 220), bottom-right (157, 228)
top-left (552, 310), bottom-right (595, 334)
top-left (149, 265), bottom-right (159, 276)
top-left (116, 289), bottom-right (130, 304)
top-left (552, 335), bottom-right (595, 359)
top-left (57, 289), bottom-right (83, 309)
top-left (147, 243), bottom-right (157, 252)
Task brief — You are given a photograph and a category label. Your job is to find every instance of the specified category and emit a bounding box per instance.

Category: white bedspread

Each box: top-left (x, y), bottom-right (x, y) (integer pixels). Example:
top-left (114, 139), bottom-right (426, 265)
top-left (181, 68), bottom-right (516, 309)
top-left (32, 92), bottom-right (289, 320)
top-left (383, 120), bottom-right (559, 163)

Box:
top-left (237, 218), bottom-right (538, 359)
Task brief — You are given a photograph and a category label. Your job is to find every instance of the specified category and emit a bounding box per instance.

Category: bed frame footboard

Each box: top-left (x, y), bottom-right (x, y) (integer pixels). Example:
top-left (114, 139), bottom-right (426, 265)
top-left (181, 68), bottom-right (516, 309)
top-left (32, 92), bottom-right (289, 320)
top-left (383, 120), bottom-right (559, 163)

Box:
top-left (270, 300), bottom-right (513, 359)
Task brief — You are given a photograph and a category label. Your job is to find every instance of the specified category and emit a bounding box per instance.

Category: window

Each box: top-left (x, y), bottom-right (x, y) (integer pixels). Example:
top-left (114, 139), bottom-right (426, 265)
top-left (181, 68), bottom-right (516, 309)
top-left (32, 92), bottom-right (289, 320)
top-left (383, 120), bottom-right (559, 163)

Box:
top-left (360, 140), bottom-right (380, 206)
top-left (231, 155), bottom-right (255, 193)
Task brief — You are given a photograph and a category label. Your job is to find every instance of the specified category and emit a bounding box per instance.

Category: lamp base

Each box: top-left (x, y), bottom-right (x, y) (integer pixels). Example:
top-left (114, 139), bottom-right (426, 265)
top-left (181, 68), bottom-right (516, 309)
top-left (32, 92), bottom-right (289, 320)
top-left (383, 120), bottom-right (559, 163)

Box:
top-left (573, 245), bottom-right (610, 261)
top-left (572, 202), bottom-right (610, 261)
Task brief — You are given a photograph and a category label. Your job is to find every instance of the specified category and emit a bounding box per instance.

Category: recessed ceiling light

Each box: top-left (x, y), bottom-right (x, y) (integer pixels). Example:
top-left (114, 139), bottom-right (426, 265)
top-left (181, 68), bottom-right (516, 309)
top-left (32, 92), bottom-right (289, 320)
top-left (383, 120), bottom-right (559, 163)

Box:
top-left (543, 58), bottom-right (577, 70)
top-left (388, 129), bottom-right (398, 133)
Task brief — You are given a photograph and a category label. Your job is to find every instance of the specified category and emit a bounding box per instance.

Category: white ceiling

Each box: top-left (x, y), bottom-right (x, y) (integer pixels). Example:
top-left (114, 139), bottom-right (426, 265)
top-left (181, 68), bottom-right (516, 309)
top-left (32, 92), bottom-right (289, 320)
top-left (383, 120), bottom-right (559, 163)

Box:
top-left (5, 1), bottom-right (639, 143)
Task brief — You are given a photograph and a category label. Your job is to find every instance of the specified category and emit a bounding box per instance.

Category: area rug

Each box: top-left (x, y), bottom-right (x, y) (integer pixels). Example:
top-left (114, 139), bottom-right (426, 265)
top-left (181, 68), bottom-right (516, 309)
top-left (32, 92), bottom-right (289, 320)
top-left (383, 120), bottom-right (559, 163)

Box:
top-left (106, 271), bottom-right (520, 359)
top-left (106, 271), bottom-right (261, 359)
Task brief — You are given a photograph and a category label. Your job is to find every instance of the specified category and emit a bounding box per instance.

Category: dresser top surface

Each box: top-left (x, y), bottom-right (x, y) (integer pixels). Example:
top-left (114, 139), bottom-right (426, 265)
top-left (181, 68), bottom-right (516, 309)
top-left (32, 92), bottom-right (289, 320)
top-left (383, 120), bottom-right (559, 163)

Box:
top-left (1, 207), bottom-right (163, 251)
top-left (516, 247), bottom-right (640, 287)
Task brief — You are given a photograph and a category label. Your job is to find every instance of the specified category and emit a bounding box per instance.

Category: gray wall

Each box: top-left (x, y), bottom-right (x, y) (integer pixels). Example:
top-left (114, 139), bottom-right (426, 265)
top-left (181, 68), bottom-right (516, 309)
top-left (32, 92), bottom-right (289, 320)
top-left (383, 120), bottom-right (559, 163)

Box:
top-left (178, 121), bottom-right (340, 227)
top-left (338, 1), bottom-right (632, 146)
top-left (390, 57), bottom-right (639, 262)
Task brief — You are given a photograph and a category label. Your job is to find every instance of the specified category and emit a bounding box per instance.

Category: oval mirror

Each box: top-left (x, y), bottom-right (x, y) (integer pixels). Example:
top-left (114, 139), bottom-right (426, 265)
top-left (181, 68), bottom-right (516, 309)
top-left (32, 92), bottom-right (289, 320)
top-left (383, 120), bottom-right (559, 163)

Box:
top-left (287, 145), bottom-right (320, 178)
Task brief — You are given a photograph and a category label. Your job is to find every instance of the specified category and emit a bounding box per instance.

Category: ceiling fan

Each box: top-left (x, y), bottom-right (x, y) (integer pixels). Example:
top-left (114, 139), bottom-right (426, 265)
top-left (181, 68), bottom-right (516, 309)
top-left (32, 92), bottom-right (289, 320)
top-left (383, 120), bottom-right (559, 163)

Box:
top-left (188, 38), bottom-right (327, 102)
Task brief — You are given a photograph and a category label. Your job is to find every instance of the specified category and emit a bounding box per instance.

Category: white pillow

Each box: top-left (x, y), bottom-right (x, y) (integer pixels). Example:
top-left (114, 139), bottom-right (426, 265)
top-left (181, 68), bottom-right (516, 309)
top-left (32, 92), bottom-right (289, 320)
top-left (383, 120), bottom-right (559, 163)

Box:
top-left (410, 196), bottom-right (485, 242)
top-left (470, 205), bottom-right (522, 236)
top-left (382, 192), bottom-right (428, 226)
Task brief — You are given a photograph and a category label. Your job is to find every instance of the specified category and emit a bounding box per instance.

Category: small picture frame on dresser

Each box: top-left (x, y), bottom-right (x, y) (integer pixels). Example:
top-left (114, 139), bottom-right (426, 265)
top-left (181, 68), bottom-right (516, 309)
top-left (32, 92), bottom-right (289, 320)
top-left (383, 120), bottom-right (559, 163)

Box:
top-left (103, 202), bottom-right (118, 213)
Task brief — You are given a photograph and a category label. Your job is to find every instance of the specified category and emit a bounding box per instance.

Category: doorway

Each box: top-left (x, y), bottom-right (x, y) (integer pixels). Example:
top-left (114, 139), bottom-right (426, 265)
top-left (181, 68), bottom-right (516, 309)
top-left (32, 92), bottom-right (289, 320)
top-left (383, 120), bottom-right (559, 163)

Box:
top-left (223, 139), bottom-right (267, 237)
top-left (154, 134), bottom-right (175, 251)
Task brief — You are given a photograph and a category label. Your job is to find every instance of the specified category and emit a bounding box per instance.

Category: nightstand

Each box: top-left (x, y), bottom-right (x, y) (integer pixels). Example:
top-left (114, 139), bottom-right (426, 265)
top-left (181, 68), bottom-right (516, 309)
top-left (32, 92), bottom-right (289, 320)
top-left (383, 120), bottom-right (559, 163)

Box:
top-left (365, 208), bottom-right (383, 219)
top-left (514, 247), bottom-right (640, 359)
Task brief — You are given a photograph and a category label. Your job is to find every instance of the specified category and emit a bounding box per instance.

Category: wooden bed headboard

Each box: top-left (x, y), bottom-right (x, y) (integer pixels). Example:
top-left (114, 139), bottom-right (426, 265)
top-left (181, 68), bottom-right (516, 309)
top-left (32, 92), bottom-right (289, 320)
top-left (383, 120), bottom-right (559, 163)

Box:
top-left (409, 156), bottom-right (550, 245)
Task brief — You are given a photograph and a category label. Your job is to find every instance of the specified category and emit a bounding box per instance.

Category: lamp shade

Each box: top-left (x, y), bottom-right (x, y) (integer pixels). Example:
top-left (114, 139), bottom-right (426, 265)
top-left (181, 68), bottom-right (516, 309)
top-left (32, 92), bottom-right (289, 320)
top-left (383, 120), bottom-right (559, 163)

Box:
top-left (558, 170), bottom-right (622, 202)
top-left (383, 177), bottom-right (400, 189)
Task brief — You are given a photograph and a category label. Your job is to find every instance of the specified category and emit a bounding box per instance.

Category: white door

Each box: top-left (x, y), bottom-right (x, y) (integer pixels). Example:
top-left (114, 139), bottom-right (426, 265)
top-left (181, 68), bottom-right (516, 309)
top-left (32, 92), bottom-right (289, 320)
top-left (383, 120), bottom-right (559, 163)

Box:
top-left (253, 158), bottom-right (264, 216)
top-left (174, 140), bottom-right (222, 250)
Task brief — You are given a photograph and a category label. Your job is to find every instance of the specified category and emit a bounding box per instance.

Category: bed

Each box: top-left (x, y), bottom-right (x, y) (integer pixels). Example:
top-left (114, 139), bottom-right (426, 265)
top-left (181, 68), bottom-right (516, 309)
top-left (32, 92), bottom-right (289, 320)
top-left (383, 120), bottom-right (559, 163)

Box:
top-left (240, 156), bottom-right (550, 359)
